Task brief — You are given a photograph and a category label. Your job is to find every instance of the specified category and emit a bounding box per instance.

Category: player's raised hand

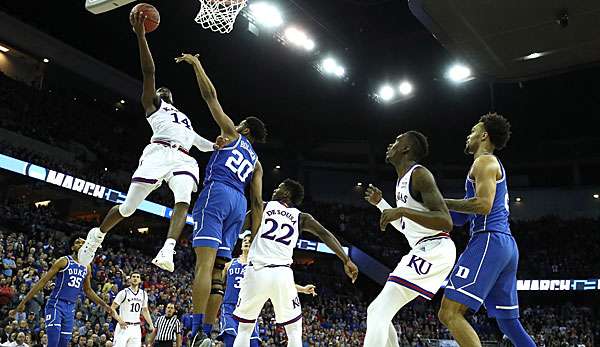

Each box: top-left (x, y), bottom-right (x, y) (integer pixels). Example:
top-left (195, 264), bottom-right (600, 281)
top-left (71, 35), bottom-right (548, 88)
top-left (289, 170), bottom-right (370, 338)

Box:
top-left (130, 10), bottom-right (146, 36)
top-left (213, 135), bottom-right (230, 150)
top-left (298, 284), bottom-right (317, 296)
top-left (364, 184), bottom-right (382, 206)
top-left (175, 53), bottom-right (200, 65)
top-left (344, 259), bottom-right (359, 283)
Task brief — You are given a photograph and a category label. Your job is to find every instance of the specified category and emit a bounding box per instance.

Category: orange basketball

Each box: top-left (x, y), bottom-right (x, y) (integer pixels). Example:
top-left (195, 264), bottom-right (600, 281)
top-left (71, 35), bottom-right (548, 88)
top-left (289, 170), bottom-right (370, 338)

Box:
top-left (130, 3), bottom-right (160, 33)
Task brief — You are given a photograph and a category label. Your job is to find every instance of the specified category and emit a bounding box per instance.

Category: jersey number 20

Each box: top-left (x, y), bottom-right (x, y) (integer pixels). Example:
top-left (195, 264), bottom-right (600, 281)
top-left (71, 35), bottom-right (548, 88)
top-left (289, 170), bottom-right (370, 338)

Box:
top-left (225, 149), bottom-right (253, 182)
top-left (260, 218), bottom-right (295, 245)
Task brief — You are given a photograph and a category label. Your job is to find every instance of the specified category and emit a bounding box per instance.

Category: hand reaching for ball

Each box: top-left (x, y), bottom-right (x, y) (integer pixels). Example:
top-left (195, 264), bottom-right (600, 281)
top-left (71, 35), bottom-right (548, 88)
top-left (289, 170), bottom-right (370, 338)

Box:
top-left (130, 10), bottom-right (146, 36)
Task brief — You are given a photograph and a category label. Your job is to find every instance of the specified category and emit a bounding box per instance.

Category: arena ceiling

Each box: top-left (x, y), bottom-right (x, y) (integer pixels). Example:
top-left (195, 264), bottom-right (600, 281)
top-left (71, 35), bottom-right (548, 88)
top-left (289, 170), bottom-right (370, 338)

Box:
top-left (1, 1), bottom-right (600, 164)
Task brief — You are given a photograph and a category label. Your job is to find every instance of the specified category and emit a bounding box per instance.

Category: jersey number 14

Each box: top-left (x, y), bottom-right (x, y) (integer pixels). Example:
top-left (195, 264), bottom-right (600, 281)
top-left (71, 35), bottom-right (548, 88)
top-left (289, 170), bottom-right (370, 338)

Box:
top-left (225, 149), bottom-right (253, 182)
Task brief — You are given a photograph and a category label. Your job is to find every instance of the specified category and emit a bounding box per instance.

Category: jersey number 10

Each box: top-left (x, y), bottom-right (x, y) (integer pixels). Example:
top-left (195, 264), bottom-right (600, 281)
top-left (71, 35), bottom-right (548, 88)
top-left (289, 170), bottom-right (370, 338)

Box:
top-left (225, 149), bottom-right (253, 182)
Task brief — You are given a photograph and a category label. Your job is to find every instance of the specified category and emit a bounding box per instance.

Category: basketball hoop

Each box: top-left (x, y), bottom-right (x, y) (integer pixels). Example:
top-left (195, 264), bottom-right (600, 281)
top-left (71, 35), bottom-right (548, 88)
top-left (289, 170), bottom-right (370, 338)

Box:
top-left (195, 0), bottom-right (248, 34)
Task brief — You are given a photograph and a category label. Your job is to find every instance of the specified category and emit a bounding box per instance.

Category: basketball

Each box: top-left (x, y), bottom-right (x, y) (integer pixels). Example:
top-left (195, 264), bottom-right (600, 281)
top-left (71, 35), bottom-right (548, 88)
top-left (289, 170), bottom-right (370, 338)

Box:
top-left (130, 3), bottom-right (160, 33)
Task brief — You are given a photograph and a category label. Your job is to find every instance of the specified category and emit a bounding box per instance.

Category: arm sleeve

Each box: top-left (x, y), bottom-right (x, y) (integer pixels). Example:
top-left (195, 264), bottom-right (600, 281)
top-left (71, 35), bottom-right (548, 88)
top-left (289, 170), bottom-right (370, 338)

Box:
top-left (375, 199), bottom-right (405, 233)
top-left (192, 133), bottom-right (214, 152)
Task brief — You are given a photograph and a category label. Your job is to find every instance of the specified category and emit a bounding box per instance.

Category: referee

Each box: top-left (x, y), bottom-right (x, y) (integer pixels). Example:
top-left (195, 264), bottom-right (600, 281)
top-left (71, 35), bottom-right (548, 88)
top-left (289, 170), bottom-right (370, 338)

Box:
top-left (149, 303), bottom-right (182, 347)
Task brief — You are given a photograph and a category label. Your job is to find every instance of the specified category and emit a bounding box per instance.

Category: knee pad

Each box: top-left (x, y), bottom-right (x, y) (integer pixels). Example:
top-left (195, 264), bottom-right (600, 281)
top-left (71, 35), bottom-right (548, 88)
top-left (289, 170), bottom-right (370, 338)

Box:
top-left (118, 203), bottom-right (136, 218)
top-left (169, 176), bottom-right (194, 204)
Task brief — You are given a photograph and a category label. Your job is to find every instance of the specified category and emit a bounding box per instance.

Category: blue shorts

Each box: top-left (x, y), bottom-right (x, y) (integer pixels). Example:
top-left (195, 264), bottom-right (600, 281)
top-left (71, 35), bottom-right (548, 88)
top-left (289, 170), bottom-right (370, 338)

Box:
top-left (192, 181), bottom-right (247, 259)
top-left (444, 232), bottom-right (520, 319)
top-left (218, 304), bottom-right (260, 344)
top-left (45, 299), bottom-right (75, 347)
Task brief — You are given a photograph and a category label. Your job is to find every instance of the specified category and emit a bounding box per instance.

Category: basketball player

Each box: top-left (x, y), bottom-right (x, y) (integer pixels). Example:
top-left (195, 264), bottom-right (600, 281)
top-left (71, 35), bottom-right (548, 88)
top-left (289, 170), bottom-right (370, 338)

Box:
top-left (217, 232), bottom-right (317, 347)
top-left (438, 114), bottom-right (535, 347)
top-left (232, 179), bottom-right (358, 347)
top-left (175, 53), bottom-right (267, 347)
top-left (362, 131), bottom-right (455, 347)
top-left (78, 10), bottom-right (222, 271)
top-left (111, 272), bottom-right (154, 347)
top-left (15, 237), bottom-right (125, 347)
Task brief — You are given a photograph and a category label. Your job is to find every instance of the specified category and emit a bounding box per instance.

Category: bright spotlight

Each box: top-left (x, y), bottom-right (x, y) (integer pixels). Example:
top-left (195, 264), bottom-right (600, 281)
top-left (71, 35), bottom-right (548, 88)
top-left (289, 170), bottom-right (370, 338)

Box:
top-left (447, 64), bottom-right (471, 83)
top-left (120, 99), bottom-right (126, 104)
top-left (0, 44), bottom-right (9, 53)
top-left (322, 58), bottom-right (337, 73)
top-left (249, 2), bottom-right (283, 28)
top-left (275, 165), bottom-right (281, 169)
top-left (398, 81), bottom-right (413, 95)
top-left (515, 197), bottom-right (522, 202)
top-left (378, 85), bottom-right (395, 101)
top-left (303, 39), bottom-right (315, 51)
top-left (334, 66), bottom-right (345, 77)
top-left (43, 58), bottom-right (50, 63)
top-left (523, 52), bottom-right (543, 60)
top-left (593, 194), bottom-right (599, 199)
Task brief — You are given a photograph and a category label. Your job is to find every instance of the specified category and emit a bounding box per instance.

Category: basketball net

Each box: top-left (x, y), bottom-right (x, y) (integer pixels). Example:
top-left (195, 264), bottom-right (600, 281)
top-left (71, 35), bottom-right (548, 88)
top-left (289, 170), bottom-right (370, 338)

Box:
top-left (195, 0), bottom-right (248, 34)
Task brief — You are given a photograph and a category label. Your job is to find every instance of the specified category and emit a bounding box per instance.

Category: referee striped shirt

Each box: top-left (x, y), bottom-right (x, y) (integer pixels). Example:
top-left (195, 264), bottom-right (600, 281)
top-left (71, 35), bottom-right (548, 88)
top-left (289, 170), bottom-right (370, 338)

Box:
top-left (155, 315), bottom-right (182, 342)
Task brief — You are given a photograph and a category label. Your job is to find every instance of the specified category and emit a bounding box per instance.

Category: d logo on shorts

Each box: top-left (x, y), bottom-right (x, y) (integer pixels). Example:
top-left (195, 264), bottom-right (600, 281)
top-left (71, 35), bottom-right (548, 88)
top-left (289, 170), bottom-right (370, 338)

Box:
top-left (455, 266), bottom-right (470, 279)
top-left (407, 255), bottom-right (433, 275)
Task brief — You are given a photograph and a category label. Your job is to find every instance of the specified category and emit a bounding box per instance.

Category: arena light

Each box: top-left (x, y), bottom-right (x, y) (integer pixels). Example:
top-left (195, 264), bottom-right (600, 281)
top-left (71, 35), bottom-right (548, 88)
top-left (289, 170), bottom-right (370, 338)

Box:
top-left (398, 81), bottom-right (413, 96)
top-left (446, 63), bottom-right (472, 83)
top-left (515, 197), bottom-right (522, 202)
top-left (377, 85), bottom-right (395, 102)
top-left (319, 57), bottom-right (346, 79)
top-left (43, 58), bottom-right (50, 63)
top-left (248, 2), bottom-right (283, 28)
top-left (283, 27), bottom-right (315, 51)
top-left (0, 44), bottom-right (9, 53)
top-left (322, 58), bottom-right (337, 73)
top-left (275, 165), bottom-right (281, 169)
top-left (137, 227), bottom-right (149, 234)
top-left (334, 66), bottom-right (345, 77)
top-left (593, 194), bottom-right (599, 199)
top-left (523, 52), bottom-right (543, 60)
top-left (120, 99), bottom-right (126, 104)
top-left (34, 200), bottom-right (51, 207)
top-left (357, 182), bottom-right (363, 187)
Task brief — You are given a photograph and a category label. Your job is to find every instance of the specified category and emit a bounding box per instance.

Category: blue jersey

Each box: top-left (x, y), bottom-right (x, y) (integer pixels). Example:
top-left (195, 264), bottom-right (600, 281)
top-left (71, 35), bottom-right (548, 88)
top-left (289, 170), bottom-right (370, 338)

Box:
top-left (223, 258), bottom-right (247, 306)
top-left (465, 156), bottom-right (511, 235)
top-left (203, 135), bottom-right (258, 193)
top-left (49, 256), bottom-right (88, 303)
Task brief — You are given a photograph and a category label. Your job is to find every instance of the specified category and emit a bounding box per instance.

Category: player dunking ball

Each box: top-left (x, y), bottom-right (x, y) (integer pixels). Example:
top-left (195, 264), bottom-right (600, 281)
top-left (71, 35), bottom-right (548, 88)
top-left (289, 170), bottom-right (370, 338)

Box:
top-left (175, 53), bottom-right (266, 347)
top-left (438, 114), bottom-right (536, 347)
top-left (111, 272), bottom-right (154, 347)
top-left (232, 179), bottom-right (358, 347)
top-left (77, 11), bottom-right (221, 270)
top-left (15, 237), bottom-right (125, 347)
top-left (217, 233), bottom-right (317, 347)
top-left (363, 131), bottom-right (455, 347)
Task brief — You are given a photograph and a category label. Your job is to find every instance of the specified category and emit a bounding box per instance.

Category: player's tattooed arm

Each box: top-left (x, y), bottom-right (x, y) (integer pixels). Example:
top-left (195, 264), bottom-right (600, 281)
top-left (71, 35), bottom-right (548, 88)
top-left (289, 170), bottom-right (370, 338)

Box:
top-left (83, 266), bottom-right (126, 328)
top-left (15, 257), bottom-right (68, 312)
top-left (381, 167), bottom-right (452, 231)
top-left (175, 53), bottom-right (238, 141)
top-left (301, 213), bottom-right (359, 283)
top-left (445, 155), bottom-right (499, 215)
top-left (296, 284), bottom-right (317, 296)
top-left (132, 11), bottom-right (158, 115)
top-left (249, 161), bottom-right (264, 240)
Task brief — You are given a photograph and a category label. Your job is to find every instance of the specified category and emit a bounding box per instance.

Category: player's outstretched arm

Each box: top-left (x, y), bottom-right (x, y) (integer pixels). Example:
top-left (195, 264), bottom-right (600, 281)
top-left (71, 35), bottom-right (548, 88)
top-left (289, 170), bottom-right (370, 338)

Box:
top-left (296, 284), bottom-right (317, 296)
top-left (380, 167), bottom-right (452, 231)
top-left (15, 257), bottom-right (67, 312)
top-left (131, 11), bottom-right (158, 115)
top-left (83, 267), bottom-right (126, 328)
top-left (175, 53), bottom-right (238, 140)
top-left (364, 184), bottom-right (405, 233)
top-left (301, 213), bottom-right (358, 283)
top-left (249, 161), bottom-right (264, 239)
top-left (445, 155), bottom-right (499, 215)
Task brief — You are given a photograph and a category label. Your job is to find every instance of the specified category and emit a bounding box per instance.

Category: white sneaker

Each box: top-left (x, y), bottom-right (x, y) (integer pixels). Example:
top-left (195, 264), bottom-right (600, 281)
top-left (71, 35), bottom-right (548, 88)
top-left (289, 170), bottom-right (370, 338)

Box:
top-left (152, 248), bottom-right (175, 272)
top-left (78, 228), bottom-right (104, 266)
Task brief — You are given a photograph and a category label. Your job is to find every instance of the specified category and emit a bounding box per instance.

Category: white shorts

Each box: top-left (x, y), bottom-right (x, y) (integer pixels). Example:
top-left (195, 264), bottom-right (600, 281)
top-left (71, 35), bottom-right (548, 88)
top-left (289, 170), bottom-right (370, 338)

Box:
top-left (387, 237), bottom-right (456, 300)
top-left (131, 143), bottom-right (199, 192)
top-left (233, 265), bottom-right (302, 326)
top-left (113, 324), bottom-right (141, 347)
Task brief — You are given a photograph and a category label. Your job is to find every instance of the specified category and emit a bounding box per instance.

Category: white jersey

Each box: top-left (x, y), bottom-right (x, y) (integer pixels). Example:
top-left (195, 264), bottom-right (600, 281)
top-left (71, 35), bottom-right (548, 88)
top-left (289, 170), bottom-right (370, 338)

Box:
top-left (114, 287), bottom-right (148, 323)
top-left (396, 164), bottom-right (447, 248)
top-left (147, 100), bottom-right (197, 151)
top-left (248, 201), bottom-right (301, 267)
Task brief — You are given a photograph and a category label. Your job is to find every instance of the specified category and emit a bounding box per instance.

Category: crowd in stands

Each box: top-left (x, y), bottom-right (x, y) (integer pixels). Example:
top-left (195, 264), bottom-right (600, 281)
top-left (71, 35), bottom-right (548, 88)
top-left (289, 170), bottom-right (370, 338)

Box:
top-left (1, 202), bottom-right (598, 347)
